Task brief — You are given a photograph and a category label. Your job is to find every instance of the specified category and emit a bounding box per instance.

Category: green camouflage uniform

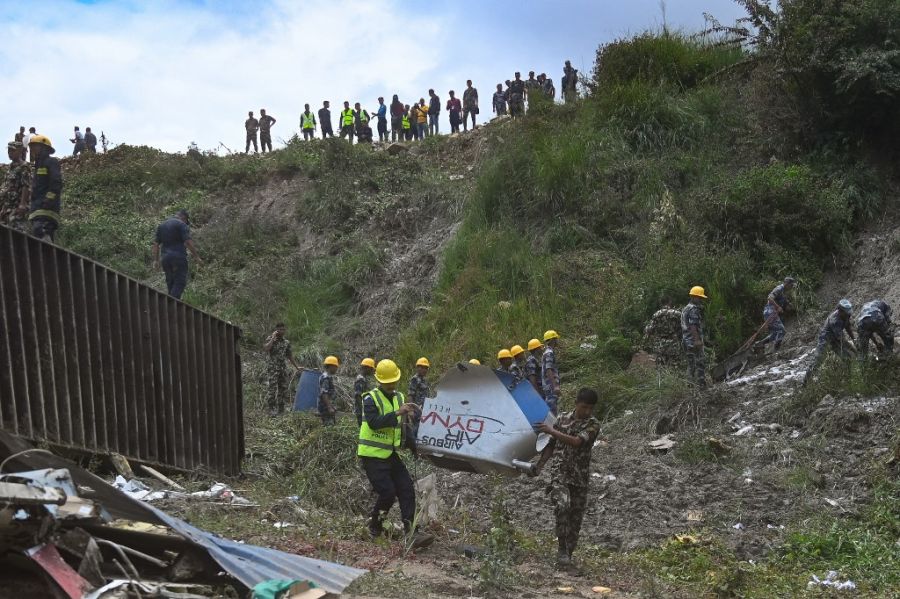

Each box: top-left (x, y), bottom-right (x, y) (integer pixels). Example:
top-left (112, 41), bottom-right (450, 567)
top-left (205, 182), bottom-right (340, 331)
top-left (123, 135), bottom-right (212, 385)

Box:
top-left (265, 335), bottom-right (293, 413)
top-left (0, 160), bottom-right (32, 231)
top-left (549, 411), bottom-right (601, 556)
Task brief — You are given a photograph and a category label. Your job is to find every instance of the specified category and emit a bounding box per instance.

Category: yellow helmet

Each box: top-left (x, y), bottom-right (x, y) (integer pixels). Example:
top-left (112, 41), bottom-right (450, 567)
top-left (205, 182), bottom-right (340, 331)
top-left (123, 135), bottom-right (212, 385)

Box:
top-left (416, 357), bottom-right (431, 368)
top-left (375, 359), bottom-right (402, 383)
top-left (497, 348), bottom-right (513, 360)
top-left (360, 357), bottom-right (376, 369)
top-left (468, 359), bottom-right (481, 366)
top-left (689, 286), bottom-right (708, 299)
top-left (527, 338), bottom-right (543, 351)
top-left (543, 330), bottom-right (559, 342)
top-left (324, 355), bottom-right (340, 367)
top-left (28, 134), bottom-right (55, 154)
top-left (510, 344), bottom-right (525, 357)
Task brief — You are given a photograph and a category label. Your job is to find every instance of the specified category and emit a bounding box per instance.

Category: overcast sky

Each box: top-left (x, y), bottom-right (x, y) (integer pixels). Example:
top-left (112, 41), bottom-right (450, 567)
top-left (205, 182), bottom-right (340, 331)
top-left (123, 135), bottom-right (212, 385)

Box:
top-left (0, 0), bottom-right (749, 154)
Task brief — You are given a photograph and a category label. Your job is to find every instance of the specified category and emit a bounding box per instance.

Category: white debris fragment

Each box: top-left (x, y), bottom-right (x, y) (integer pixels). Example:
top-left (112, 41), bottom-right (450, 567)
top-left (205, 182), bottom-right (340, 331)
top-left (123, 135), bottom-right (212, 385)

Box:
top-left (733, 425), bottom-right (754, 436)
top-left (767, 524), bottom-right (785, 530)
top-left (579, 343), bottom-right (597, 350)
top-left (790, 430), bottom-right (801, 439)
top-left (727, 412), bottom-right (742, 423)
top-left (624, 410), bottom-right (634, 417)
top-left (807, 571), bottom-right (856, 591)
top-left (448, 174), bottom-right (465, 181)
top-left (732, 523), bottom-right (744, 530)
top-left (273, 522), bottom-right (293, 529)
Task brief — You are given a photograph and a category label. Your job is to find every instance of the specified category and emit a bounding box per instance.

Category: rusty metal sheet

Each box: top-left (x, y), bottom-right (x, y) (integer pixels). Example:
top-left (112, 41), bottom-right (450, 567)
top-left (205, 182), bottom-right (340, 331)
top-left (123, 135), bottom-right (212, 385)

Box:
top-left (0, 225), bottom-right (243, 474)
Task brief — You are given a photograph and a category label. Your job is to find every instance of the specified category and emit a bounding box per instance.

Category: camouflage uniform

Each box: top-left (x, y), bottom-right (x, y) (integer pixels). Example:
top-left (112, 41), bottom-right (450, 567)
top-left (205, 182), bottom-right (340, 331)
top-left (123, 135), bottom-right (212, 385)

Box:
top-left (541, 347), bottom-right (559, 414)
top-left (681, 302), bottom-right (706, 387)
top-left (525, 77), bottom-right (540, 107)
top-left (508, 79), bottom-right (526, 116)
top-left (758, 283), bottom-right (791, 349)
top-left (508, 361), bottom-right (525, 384)
top-left (0, 159), bottom-right (32, 231)
top-left (548, 411), bottom-right (601, 557)
top-left (462, 86), bottom-right (478, 130)
top-left (408, 373), bottom-right (430, 408)
top-left (318, 371), bottom-right (337, 425)
top-left (642, 308), bottom-right (683, 365)
top-left (806, 310), bottom-right (854, 380)
top-left (492, 90), bottom-right (507, 115)
top-left (857, 300), bottom-right (893, 360)
top-left (259, 114), bottom-right (275, 153)
top-left (354, 373), bottom-right (372, 425)
top-left (525, 354), bottom-right (543, 396)
top-left (245, 117), bottom-right (259, 153)
top-left (265, 336), bottom-right (293, 413)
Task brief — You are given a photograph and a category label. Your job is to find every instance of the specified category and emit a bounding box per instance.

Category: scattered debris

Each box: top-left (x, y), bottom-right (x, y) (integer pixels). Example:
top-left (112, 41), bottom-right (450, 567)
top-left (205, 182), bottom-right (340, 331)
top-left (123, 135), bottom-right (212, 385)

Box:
top-left (767, 524), bottom-right (785, 530)
top-left (556, 586), bottom-right (576, 593)
top-left (108, 454), bottom-right (134, 479)
top-left (273, 522), bottom-right (294, 529)
top-left (733, 425), bottom-right (755, 436)
top-left (140, 465), bottom-right (186, 491)
top-left (686, 510), bottom-right (703, 522)
top-left (648, 435), bottom-right (676, 452)
top-left (592, 586), bottom-right (613, 594)
top-left (448, 174), bottom-right (465, 181)
top-left (732, 523), bottom-right (745, 530)
top-left (579, 343), bottom-right (597, 350)
top-left (807, 570), bottom-right (856, 591)
top-left (675, 534), bottom-right (699, 544)
top-left (706, 437), bottom-right (732, 455)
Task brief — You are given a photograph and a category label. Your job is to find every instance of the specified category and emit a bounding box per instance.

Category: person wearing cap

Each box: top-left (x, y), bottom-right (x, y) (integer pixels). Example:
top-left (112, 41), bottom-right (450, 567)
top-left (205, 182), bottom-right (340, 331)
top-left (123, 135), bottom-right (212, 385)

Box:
top-left (468, 358), bottom-right (481, 365)
top-left (541, 330), bottom-right (561, 414)
top-left (408, 357), bottom-right (431, 408)
top-left (525, 339), bottom-right (544, 396)
top-left (509, 345), bottom-right (527, 383)
top-left (359, 359), bottom-right (432, 547)
top-left (681, 286), bottom-right (708, 388)
top-left (27, 134), bottom-right (62, 242)
top-left (1, 140), bottom-right (32, 231)
top-left (151, 209), bottom-right (202, 300)
top-left (804, 300), bottom-right (856, 384)
top-left (354, 358), bottom-right (376, 425)
top-left (856, 300), bottom-right (893, 361)
top-left (319, 356), bottom-right (340, 425)
top-left (755, 277), bottom-right (796, 352)
top-left (263, 323), bottom-right (302, 415)
top-left (497, 348), bottom-right (514, 373)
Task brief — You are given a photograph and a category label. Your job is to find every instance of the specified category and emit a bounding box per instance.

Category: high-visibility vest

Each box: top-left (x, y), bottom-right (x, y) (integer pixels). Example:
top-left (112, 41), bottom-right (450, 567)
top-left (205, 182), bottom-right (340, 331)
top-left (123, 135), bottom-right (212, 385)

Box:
top-left (301, 112), bottom-right (316, 129)
top-left (401, 115), bottom-right (411, 130)
top-left (341, 109), bottom-right (354, 126)
top-left (357, 388), bottom-right (404, 459)
top-left (358, 110), bottom-right (369, 125)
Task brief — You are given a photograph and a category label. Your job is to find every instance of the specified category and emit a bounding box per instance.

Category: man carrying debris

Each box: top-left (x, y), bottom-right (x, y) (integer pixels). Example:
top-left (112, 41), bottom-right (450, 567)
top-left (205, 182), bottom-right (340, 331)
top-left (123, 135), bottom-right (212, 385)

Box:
top-left (27, 135), bottom-right (62, 242)
top-left (152, 210), bottom-right (201, 299)
top-left (526, 338), bottom-right (544, 396)
top-left (681, 286), bottom-right (708, 388)
top-left (319, 101), bottom-right (333, 138)
top-left (509, 345), bottom-right (527, 383)
top-left (542, 330), bottom-right (561, 414)
top-left (508, 72), bottom-right (526, 117)
top-left (534, 387), bottom-right (601, 568)
top-left (263, 323), bottom-right (302, 415)
top-left (319, 356), bottom-right (340, 425)
top-left (462, 80), bottom-right (479, 131)
top-left (1, 141), bottom-right (32, 232)
top-left (755, 277), bottom-right (796, 352)
top-left (804, 299), bottom-right (855, 384)
top-left (339, 101), bottom-right (355, 143)
top-left (301, 104), bottom-right (317, 140)
top-left (359, 359), bottom-right (432, 547)
top-left (856, 299), bottom-right (893, 361)
top-left (245, 111), bottom-right (259, 153)
top-left (259, 109), bottom-right (276, 153)
top-left (355, 358), bottom-right (376, 425)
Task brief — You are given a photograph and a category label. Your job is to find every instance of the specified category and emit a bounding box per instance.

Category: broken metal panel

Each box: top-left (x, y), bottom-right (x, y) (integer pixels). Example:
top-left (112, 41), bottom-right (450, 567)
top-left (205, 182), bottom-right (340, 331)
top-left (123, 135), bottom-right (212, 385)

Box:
top-left (417, 365), bottom-right (555, 475)
top-left (0, 225), bottom-right (244, 475)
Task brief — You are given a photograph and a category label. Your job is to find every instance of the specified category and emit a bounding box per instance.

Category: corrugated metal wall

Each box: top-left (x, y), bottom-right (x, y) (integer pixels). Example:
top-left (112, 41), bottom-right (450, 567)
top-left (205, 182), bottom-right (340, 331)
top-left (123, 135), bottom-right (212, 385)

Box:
top-left (0, 225), bottom-right (244, 475)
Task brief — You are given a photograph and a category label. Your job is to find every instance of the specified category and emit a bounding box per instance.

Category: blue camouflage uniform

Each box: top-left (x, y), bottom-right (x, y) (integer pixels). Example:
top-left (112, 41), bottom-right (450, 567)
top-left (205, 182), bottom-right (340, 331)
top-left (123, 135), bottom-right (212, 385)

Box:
top-left (318, 372), bottom-right (337, 425)
top-left (856, 300), bottom-right (893, 360)
top-left (806, 310), bottom-right (855, 381)
top-left (407, 374), bottom-right (430, 407)
top-left (759, 283), bottom-right (791, 349)
top-left (541, 346), bottom-right (560, 414)
top-left (525, 353), bottom-right (543, 396)
top-left (681, 302), bottom-right (706, 387)
top-left (508, 361), bottom-right (525, 384)
top-left (354, 373), bottom-right (372, 425)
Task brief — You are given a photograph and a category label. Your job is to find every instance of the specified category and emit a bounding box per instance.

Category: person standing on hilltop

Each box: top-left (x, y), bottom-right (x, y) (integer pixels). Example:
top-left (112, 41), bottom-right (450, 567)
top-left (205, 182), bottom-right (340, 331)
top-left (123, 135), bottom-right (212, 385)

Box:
top-left (415, 98), bottom-right (429, 139)
top-left (462, 80), bottom-right (479, 131)
top-left (390, 95), bottom-right (405, 141)
top-left (245, 111), bottom-right (259, 153)
top-left (754, 277), bottom-right (796, 352)
top-left (339, 101), bottom-right (355, 144)
top-left (70, 126), bottom-right (86, 156)
top-left (84, 127), bottom-right (98, 153)
top-left (27, 135), bottom-right (62, 242)
top-left (301, 103), bottom-right (317, 140)
top-left (681, 286), bottom-right (708, 388)
top-left (318, 101), bottom-right (333, 138)
top-left (14, 126), bottom-right (24, 145)
top-left (428, 89), bottom-right (441, 136)
top-left (540, 73), bottom-right (556, 100)
top-left (151, 209), bottom-right (202, 299)
top-left (493, 83), bottom-right (508, 116)
top-left (23, 127), bottom-right (36, 162)
top-left (525, 70), bottom-right (540, 108)
top-left (259, 109), bottom-right (276, 153)
top-left (263, 323), bottom-right (302, 415)
top-left (375, 97), bottom-right (388, 142)
top-left (0, 141), bottom-right (32, 232)
top-left (562, 60), bottom-right (578, 103)
top-left (447, 90), bottom-right (462, 134)
top-left (508, 72), bottom-right (526, 117)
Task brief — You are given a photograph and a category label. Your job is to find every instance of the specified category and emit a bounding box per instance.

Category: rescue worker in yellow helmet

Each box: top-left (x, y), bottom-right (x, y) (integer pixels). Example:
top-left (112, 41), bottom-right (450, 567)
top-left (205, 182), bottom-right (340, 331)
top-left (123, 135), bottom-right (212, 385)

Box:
top-left (319, 356), bottom-right (340, 425)
top-left (359, 359), bottom-right (432, 547)
top-left (681, 286), bottom-right (708, 388)
top-left (354, 358), bottom-right (376, 426)
top-left (497, 348), bottom-right (513, 372)
top-left (406, 357), bottom-right (431, 450)
top-left (509, 345), bottom-right (527, 383)
top-left (541, 330), bottom-right (561, 414)
top-left (525, 339), bottom-right (544, 396)
top-left (27, 134), bottom-right (62, 242)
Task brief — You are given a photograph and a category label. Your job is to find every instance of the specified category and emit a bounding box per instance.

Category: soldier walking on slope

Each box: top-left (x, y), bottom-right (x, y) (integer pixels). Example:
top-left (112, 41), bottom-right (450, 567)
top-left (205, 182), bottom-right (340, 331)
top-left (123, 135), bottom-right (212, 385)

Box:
top-left (804, 299), bottom-right (855, 384)
top-left (263, 323), bottom-right (302, 415)
top-left (856, 300), bottom-right (894, 361)
top-left (681, 286), bottom-right (708, 388)
top-left (259, 109), bottom-right (276, 153)
top-left (1, 141), bottom-right (32, 231)
top-left (152, 210), bottom-right (202, 299)
top-left (245, 111), bottom-right (259, 153)
top-left (755, 277), bottom-right (796, 352)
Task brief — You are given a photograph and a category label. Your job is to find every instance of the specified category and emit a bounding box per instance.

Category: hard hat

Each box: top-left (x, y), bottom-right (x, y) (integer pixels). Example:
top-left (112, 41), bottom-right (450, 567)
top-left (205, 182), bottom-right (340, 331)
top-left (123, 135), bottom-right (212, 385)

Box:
top-left (689, 286), bottom-right (708, 299)
top-left (375, 359), bottom-right (402, 383)
top-left (527, 339), bottom-right (543, 351)
top-left (838, 299), bottom-right (852, 314)
top-left (28, 134), bottom-right (55, 154)
top-left (323, 355), bottom-right (339, 367)
top-left (416, 357), bottom-right (431, 368)
top-left (360, 357), bottom-right (375, 369)
top-left (510, 344), bottom-right (525, 357)
top-left (784, 276), bottom-right (796, 285)
top-left (468, 359), bottom-right (481, 366)
top-left (543, 330), bottom-right (559, 342)
top-left (497, 349), bottom-right (513, 360)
